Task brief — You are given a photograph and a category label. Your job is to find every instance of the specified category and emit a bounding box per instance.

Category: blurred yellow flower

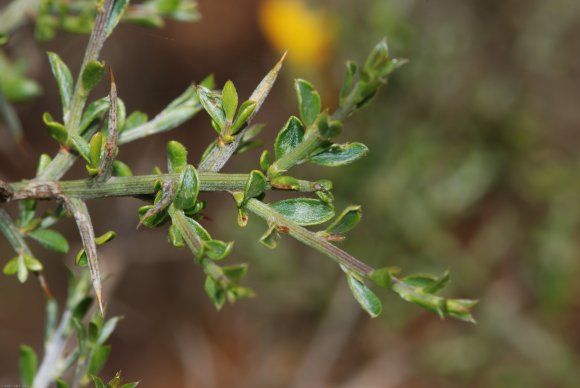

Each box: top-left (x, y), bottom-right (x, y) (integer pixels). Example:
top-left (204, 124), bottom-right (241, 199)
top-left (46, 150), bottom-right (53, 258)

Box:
top-left (258, 0), bottom-right (334, 71)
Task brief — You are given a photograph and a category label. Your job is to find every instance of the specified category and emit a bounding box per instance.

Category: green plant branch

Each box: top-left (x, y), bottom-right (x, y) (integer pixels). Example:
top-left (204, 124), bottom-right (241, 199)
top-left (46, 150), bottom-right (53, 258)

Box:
top-left (0, 208), bottom-right (31, 255)
top-left (243, 197), bottom-right (476, 322)
top-left (0, 208), bottom-right (52, 297)
top-left (243, 198), bottom-right (373, 276)
top-left (66, 0), bottom-right (114, 133)
top-left (33, 307), bottom-right (73, 388)
top-left (198, 52), bottom-right (286, 173)
top-left (36, 0), bottom-right (114, 181)
top-left (118, 85), bottom-right (202, 144)
top-left (3, 173), bottom-right (320, 202)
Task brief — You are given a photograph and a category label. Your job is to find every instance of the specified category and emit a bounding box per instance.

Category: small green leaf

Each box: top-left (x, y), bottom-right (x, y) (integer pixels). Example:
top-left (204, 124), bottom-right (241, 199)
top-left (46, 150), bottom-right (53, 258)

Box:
top-left (3, 256), bottom-right (19, 275)
top-left (79, 97), bottom-right (109, 135)
top-left (197, 85), bottom-right (226, 131)
top-left (310, 143), bottom-right (369, 167)
top-left (325, 205), bottom-right (362, 236)
top-left (369, 267), bottom-right (398, 288)
top-left (204, 276), bottom-right (226, 310)
top-left (204, 240), bottom-right (233, 261)
top-left (112, 160), bottom-right (133, 177)
top-left (173, 165), bottom-right (199, 210)
top-left (105, 0), bottom-right (130, 37)
top-left (0, 33), bottom-right (8, 45)
top-left (88, 345), bottom-right (111, 376)
top-left (274, 116), bottom-right (305, 160)
top-left (231, 100), bottom-right (256, 134)
top-left (137, 204), bottom-right (168, 229)
top-left (222, 80), bottom-right (238, 122)
top-left (19, 345), bottom-right (37, 386)
top-left (424, 270), bottom-right (450, 294)
top-left (69, 134), bottom-right (91, 163)
top-left (271, 175), bottom-right (300, 190)
top-left (47, 52), bottom-right (73, 114)
top-left (295, 79), bottom-right (321, 127)
top-left (123, 110), bottom-right (148, 132)
top-left (402, 274), bottom-right (439, 289)
top-left (316, 113), bottom-right (342, 139)
top-left (168, 224), bottom-right (184, 248)
top-left (89, 132), bottom-right (103, 168)
top-left (92, 375), bottom-right (106, 388)
top-left (447, 299), bottom-right (478, 323)
top-left (402, 271), bottom-right (450, 295)
top-left (17, 255), bottom-right (28, 282)
top-left (43, 112), bottom-right (68, 144)
top-left (243, 170), bottom-right (267, 202)
top-left (346, 273), bottom-right (382, 318)
top-left (76, 231), bottom-right (116, 266)
top-left (95, 231), bottom-right (116, 245)
top-left (259, 224), bottom-right (280, 248)
top-left (28, 228), bottom-right (69, 253)
top-left (339, 61), bottom-right (358, 102)
top-left (167, 140), bottom-right (188, 173)
top-left (76, 250), bottom-right (88, 267)
top-left (98, 316), bottom-right (120, 345)
top-left (81, 60), bottom-right (105, 93)
top-left (269, 198), bottom-right (334, 226)
top-left (200, 74), bottom-right (215, 89)
top-left (364, 39), bottom-right (389, 72)
top-left (184, 217), bottom-right (211, 241)
top-left (222, 264), bottom-right (248, 283)
top-left (259, 150), bottom-right (271, 171)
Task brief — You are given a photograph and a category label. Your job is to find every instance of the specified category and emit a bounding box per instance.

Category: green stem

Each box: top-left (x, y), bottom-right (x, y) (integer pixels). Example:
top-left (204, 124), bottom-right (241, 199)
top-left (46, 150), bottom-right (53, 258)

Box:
top-left (36, 0), bottom-right (115, 181)
top-left (167, 205), bottom-right (228, 285)
top-left (0, 208), bottom-right (31, 255)
top-left (5, 173), bottom-right (320, 201)
top-left (244, 198), bottom-right (373, 277)
top-left (198, 53), bottom-right (286, 173)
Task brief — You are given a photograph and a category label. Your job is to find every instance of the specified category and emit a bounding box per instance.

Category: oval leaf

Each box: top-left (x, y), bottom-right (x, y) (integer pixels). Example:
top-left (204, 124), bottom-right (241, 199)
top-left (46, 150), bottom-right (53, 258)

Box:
top-left (231, 100), bottom-right (256, 134)
top-left (167, 140), bottom-right (188, 173)
top-left (81, 60), bottom-right (105, 93)
top-left (3, 256), bottom-right (19, 275)
top-left (43, 112), bottom-right (68, 144)
top-left (295, 79), bottom-right (321, 127)
top-left (197, 85), bottom-right (226, 131)
top-left (346, 273), bottom-right (382, 318)
top-left (274, 116), bottom-right (305, 160)
top-left (310, 142), bottom-right (369, 167)
top-left (325, 205), bottom-right (362, 235)
top-left (174, 165), bottom-right (199, 210)
top-left (47, 52), bottom-right (73, 114)
top-left (28, 228), bottom-right (69, 253)
top-left (269, 198), bottom-right (334, 226)
top-left (222, 80), bottom-right (238, 122)
top-left (19, 345), bottom-right (37, 386)
top-left (243, 170), bottom-right (267, 202)
top-left (79, 97), bottom-right (109, 135)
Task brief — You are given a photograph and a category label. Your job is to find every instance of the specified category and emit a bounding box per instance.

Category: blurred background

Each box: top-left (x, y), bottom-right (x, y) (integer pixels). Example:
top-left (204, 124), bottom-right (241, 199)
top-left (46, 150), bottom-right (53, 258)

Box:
top-left (1, 0), bottom-right (580, 386)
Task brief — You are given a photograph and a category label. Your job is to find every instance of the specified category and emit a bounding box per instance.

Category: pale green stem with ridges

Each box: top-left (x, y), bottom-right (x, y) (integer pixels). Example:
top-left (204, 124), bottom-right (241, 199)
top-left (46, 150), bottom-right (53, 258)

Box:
top-left (5, 173), bottom-right (320, 201)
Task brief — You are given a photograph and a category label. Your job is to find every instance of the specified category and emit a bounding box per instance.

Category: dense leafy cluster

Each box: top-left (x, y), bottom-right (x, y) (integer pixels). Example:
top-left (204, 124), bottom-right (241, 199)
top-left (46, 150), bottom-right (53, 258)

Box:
top-left (0, 0), bottom-right (476, 386)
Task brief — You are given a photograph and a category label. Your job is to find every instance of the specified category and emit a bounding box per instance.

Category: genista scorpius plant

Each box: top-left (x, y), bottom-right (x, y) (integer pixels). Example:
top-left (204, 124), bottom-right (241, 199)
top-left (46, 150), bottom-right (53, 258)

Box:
top-left (0, 0), bottom-right (477, 386)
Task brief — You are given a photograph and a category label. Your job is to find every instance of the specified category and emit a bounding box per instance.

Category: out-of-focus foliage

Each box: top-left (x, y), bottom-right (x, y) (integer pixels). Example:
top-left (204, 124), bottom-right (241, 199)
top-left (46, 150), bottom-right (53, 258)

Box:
top-left (307, 0), bottom-right (580, 386)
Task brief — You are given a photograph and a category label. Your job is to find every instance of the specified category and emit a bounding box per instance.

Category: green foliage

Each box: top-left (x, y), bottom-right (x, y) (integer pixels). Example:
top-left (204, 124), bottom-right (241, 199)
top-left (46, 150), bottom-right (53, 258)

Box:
top-left (0, 1), bottom-right (479, 385)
